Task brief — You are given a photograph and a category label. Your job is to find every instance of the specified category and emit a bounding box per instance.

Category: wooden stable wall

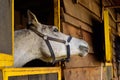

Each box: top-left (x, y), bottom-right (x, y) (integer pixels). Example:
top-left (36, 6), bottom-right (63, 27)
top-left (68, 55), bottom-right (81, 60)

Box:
top-left (60, 0), bottom-right (119, 80)
top-left (60, 0), bottom-right (110, 80)
top-left (9, 73), bottom-right (57, 80)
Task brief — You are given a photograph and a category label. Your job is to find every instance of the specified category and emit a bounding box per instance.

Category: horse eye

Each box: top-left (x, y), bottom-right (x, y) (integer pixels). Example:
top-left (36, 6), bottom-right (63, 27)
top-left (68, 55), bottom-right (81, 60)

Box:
top-left (53, 28), bottom-right (58, 32)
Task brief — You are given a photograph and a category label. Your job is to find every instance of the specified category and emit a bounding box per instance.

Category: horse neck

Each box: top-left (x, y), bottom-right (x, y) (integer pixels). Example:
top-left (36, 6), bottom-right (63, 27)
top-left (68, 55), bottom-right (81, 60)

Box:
top-left (14, 29), bottom-right (42, 67)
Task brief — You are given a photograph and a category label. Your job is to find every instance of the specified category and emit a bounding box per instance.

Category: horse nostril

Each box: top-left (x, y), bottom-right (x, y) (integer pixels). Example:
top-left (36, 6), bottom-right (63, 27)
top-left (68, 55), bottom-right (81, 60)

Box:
top-left (79, 45), bottom-right (89, 56)
top-left (79, 46), bottom-right (87, 50)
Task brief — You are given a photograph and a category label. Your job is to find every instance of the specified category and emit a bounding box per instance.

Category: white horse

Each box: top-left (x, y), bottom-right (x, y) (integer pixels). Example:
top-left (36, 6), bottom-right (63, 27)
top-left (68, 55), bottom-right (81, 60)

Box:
top-left (14, 10), bottom-right (89, 67)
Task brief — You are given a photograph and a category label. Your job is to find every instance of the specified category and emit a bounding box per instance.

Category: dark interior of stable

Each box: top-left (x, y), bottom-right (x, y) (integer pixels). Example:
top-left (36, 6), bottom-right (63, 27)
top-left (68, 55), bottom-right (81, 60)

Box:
top-left (14, 0), bottom-right (54, 30)
top-left (14, 0), bottom-right (55, 67)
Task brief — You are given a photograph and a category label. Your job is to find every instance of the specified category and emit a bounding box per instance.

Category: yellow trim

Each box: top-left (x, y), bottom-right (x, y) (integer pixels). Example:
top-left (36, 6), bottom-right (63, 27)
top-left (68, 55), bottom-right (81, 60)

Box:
top-left (105, 63), bottom-right (112, 66)
top-left (3, 67), bottom-right (61, 80)
top-left (54, 0), bottom-right (60, 31)
top-left (103, 9), bottom-right (112, 65)
top-left (0, 54), bottom-right (13, 67)
top-left (12, 0), bottom-right (14, 58)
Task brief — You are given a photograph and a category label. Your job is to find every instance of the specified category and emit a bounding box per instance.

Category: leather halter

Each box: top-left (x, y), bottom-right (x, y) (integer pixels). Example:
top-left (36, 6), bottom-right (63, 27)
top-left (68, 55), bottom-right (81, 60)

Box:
top-left (27, 24), bottom-right (72, 64)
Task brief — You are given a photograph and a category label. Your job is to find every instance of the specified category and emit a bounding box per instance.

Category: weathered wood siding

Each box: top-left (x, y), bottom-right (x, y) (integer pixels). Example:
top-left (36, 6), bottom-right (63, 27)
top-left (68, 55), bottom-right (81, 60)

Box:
top-left (0, 0), bottom-right (12, 54)
top-left (64, 67), bottom-right (106, 80)
top-left (63, 0), bottom-right (101, 26)
top-left (9, 73), bottom-right (58, 80)
top-left (60, 0), bottom-right (109, 80)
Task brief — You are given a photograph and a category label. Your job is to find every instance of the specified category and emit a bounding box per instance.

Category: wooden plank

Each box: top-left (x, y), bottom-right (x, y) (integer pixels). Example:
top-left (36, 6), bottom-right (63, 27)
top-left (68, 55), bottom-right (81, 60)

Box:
top-left (64, 67), bottom-right (102, 80)
top-left (0, 70), bottom-right (3, 80)
top-left (46, 73), bottom-right (58, 80)
top-left (38, 75), bottom-right (46, 80)
top-left (62, 22), bottom-right (83, 38)
top-left (29, 75), bottom-right (39, 80)
top-left (63, 13), bottom-right (92, 33)
top-left (9, 77), bottom-right (17, 80)
top-left (78, 0), bottom-right (89, 8)
top-left (9, 76), bottom-right (28, 80)
top-left (9, 74), bottom-right (58, 80)
top-left (78, 0), bottom-right (101, 17)
top-left (63, 0), bottom-right (100, 26)
top-left (88, 0), bottom-right (101, 17)
top-left (65, 54), bottom-right (101, 68)
top-left (16, 76), bottom-right (28, 80)
top-left (62, 22), bottom-right (93, 53)
top-left (0, 0), bottom-right (12, 54)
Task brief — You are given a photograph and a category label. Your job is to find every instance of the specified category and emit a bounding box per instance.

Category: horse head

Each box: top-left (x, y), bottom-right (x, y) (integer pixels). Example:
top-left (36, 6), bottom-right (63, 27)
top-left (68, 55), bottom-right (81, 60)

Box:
top-left (14, 10), bottom-right (89, 67)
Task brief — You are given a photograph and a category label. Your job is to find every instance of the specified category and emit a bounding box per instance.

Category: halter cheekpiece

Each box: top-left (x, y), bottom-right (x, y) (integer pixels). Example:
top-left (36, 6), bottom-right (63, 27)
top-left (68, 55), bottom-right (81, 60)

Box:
top-left (27, 23), bottom-right (72, 64)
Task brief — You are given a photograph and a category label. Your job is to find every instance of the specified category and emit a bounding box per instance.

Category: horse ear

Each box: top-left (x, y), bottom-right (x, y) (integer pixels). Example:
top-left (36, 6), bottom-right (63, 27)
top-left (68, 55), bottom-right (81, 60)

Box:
top-left (27, 10), bottom-right (39, 24)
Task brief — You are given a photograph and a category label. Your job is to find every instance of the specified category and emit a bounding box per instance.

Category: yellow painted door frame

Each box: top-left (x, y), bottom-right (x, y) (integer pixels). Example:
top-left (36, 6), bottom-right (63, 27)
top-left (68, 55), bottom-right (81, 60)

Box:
top-left (103, 9), bottom-right (112, 66)
top-left (54, 0), bottom-right (60, 31)
top-left (2, 67), bottom-right (61, 80)
top-left (103, 8), bottom-right (113, 80)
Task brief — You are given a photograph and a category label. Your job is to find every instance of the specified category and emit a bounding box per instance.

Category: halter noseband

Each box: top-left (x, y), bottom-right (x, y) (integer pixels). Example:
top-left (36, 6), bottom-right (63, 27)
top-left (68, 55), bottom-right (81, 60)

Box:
top-left (27, 24), bottom-right (72, 64)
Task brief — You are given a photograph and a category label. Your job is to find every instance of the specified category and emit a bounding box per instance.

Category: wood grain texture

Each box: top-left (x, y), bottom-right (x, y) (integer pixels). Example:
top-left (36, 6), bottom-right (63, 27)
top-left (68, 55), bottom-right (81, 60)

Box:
top-left (63, 13), bottom-right (92, 33)
top-left (8, 74), bottom-right (58, 80)
top-left (63, 0), bottom-right (100, 26)
top-left (0, 0), bottom-right (12, 54)
top-left (78, 0), bottom-right (101, 17)
top-left (64, 67), bottom-right (102, 80)
top-left (64, 54), bottom-right (101, 68)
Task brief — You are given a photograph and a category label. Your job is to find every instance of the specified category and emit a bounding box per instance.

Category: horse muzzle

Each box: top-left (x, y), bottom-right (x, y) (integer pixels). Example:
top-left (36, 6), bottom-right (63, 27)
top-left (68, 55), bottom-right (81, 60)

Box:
top-left (79, 45), bottom-right (89, 57)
